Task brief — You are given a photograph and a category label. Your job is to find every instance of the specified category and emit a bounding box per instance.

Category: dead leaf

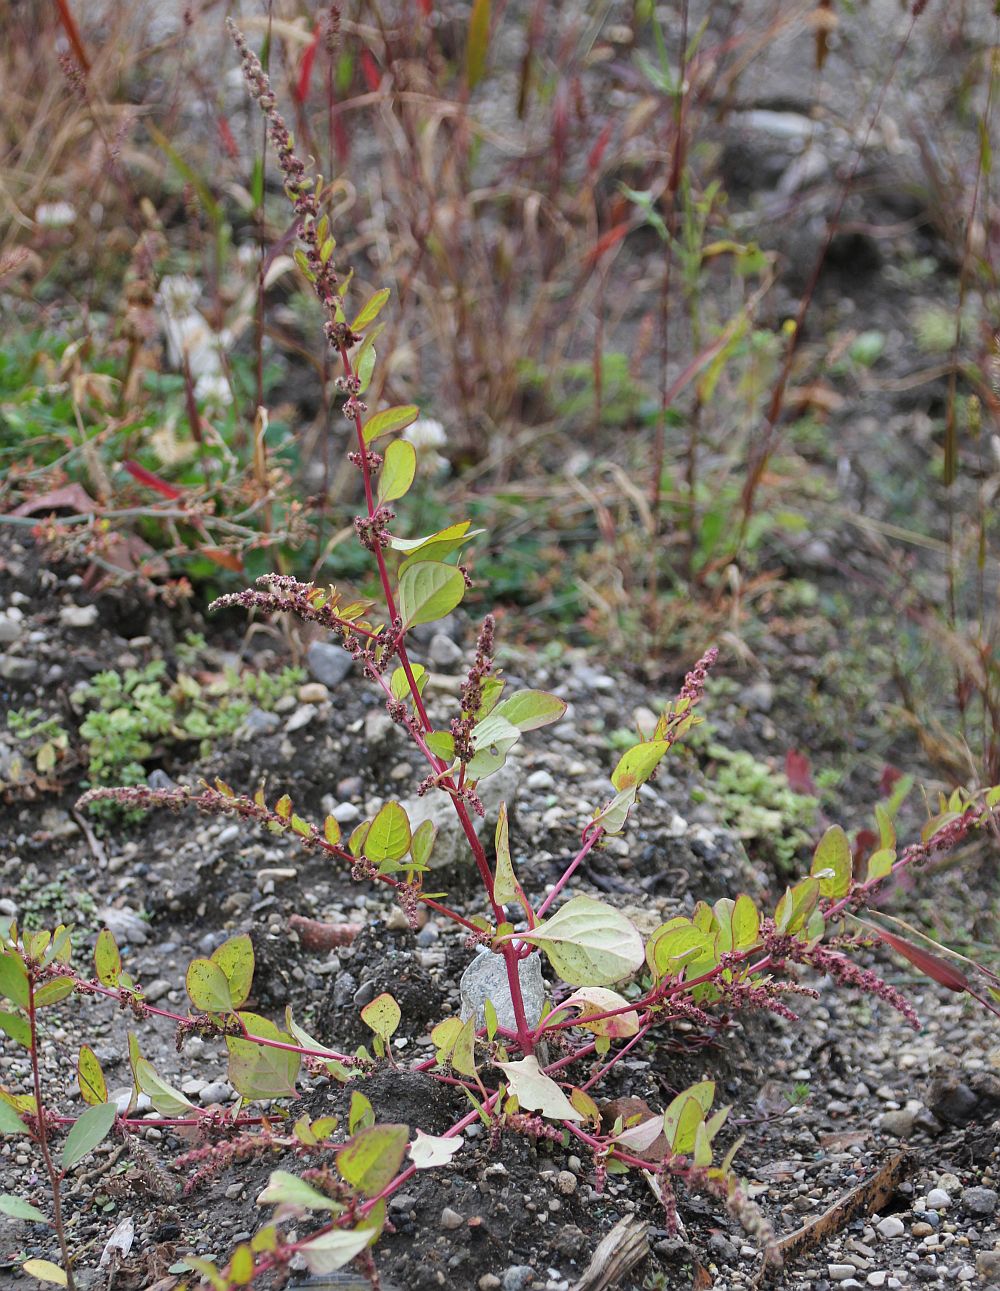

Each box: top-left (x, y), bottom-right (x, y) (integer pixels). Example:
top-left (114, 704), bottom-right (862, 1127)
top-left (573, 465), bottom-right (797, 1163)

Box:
top-left (776, 1151), bottom-right (911, 1263)
top-left (12, 483), bottom-right (97, 516)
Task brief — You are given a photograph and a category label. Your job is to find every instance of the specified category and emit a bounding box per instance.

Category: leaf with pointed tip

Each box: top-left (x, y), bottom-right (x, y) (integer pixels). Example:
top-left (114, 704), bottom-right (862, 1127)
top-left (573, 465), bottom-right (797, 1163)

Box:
top-left (351, 287), bottom-right (390, 331)
top-left (22, 1260), bottom-right (67, 1287)
top-left (257, 1169), bottom-right (344, 1219)
top-left (493, 690), bottom-right (567, 732)
top-left (186, 957), bottom-right (235, 1013)
top-left (298, 1227), bottom-right (372, 1276)
top-left (337, 1123), bottom-right (409, 1196)
top-left (61, 1102), bottom-right (116, 1169)
top-left (363, 404), bottom-right (419, 445)
top-left (0, 1193), bottom-right (48, 1223)
top-left (552, 987), bottom-right (639, 1038)
top-left (227, 1013), bottom-right (301, 1101)
top-left (517, 895), bottom-right (644, 986)
top-left (77, 1045), bottom-right (107, 1107)
top-left (365, 802), bottom-right (411, 864)
top-left (409, 1130), bottom-right (464, 1169)
top-left (810, 825), bottom-right (852, 898)
top-left (0, 1011), bottom-right (30, 1049)
top-left (377, 438), bottom-right (416, 505)
top-left (398, 561), bottom-right (466, 629)
top-left (493, 803), bottom-right (519, 906)
top-left (0, 952), bottom-right (29, 1009)
top-left (611, 740), bottom-right (669, 791)
top-left (360, 993), bottom-right (401, 1042)
top-left (494, 1056), bottom-right (582, 1121)
top-left (211, 934), bottom-right (255, 1010)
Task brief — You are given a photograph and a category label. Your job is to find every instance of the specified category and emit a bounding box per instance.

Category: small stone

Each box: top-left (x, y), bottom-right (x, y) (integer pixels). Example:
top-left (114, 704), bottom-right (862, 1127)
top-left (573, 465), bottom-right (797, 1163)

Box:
top-left (527, 770), bottom-right (555, 792)
top-left (959, 1185), bottom-right (997, 1217)
top-left (298, 682), bottom-right (329, 704)
top-left (829, 1266), bottom-right (857, 1282)
top-left (217, 824), bottom-right (241, 847)
top-left (955, 1268), bottom-right (976, 1283)
top-left (708, 1233), bottom-right (739, 1262)
top-left (332, 801), bottom-right (361, 823)
top-left (876, 1217), bottom-right (905, 1239)
top-left (147, 768), bottom-right (178, 790)
top-left (59, 603), bottom-right (99, 628)
top-left (502, 1267), bottom-right (535, 1291)
top-left (0, 614), bottom-right (22, 644)
top-left (97, 907), bottom-right (150, 945)
top-left (198, 1081), bottom-right (233, 1105)
top-left (555, 1171), bottom-right (576, 1195)
top-left (365, 711), bottom-right (395, 747)
top-left (307, 641), bottom-right (354, 688)
top-left (879, 1109), bottom-right (916, 1138)
top-left (285, 704), bottom-right (315, 732)
top-left (428, 633), bottom-right (463, 670)
top-left (440, 1207), bottom-right (464, 1230)
top-left (0, 655), bottom-right (37, 682)
top-left (479, 1278), bottom-right (502, 1291)
top-left (143, 979), bottom-right (172, 1003)
top-left (460, 950), bottom-right (545, 1031)
top-left (911, 1223), bottom-right (934, 1238)
top-left (926, 1189), bottom-right (951, 1210)
top-left (976, 1251), bottom-right (1000, 1279)
top-left (867, 1275), bottom-right (887, 1287)
top-left (257, 867), bottom-right (297, 886)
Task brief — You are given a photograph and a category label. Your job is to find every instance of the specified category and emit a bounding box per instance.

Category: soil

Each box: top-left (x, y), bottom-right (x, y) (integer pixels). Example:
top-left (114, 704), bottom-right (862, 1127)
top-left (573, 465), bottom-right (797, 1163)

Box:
top-left (0, 526), bottom-right (998, 1291)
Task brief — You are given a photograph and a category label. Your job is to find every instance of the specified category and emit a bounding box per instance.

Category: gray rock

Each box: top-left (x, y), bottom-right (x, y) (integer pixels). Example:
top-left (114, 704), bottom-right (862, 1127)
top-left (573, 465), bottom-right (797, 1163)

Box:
top-left (307, 641), bottom-right (354, 688)
top-left (400, 761), bottom-right (518, 869)
top-left (828, 1267), bottom-right (857, 1282)
top-left (959, 1186), bottom-right (997, 1217)
top-left (59, 603), bottom-right (99, 628)
top-left (0, 655), bottom-right (37, 682)
top-left (411, 613), bottom-right (460, 645)
top-left (198, 1081), bottom-right (234, 1105)
top-left (0, 614), bottom-right (22, 644)
top-left (365, 710), bottom-right (396, 748)
top-left (976, 1251), bottom-right (1000, 1279)
top-left (460, 949), bottom-right (545, 1031)
top-left (147, 768), bottom-right (178, 791)
top-left (926, 1188), bottom-right (951, 1210)
top-left (708, 1232), bottom-right (739, 1262)
top-left (439, 1206), bottom-right (464, 1229)
top-left (879, 1109), bottom-right (916, 1138)
top-left (97, 907), bottom-right (150, 945)
top-left (284, 704), bottom-right (315, 733)
top-left (428, 633), bottom-right (463, 670)
top-left (143, 979), bottom-right (172, 1003)
top-left (876, 1216), bottom-right (905, 1239)
top-left (526, 770), bottom-right (555, 792)
top-left (240, 708), bottom-right (281, 738)
top-left (501, 1267), bottom-right (535, 1291)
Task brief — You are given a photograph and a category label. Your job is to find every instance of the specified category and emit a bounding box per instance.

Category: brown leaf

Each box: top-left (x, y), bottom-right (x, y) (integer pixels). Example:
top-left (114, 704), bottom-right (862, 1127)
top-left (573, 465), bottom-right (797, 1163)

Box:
top-left (12, 483), bottom-right (97, 516)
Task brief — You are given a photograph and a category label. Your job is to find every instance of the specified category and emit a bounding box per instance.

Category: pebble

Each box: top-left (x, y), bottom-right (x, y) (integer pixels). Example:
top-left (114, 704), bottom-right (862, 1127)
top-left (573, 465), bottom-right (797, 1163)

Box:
top-left (440, 1207), bottom-right (464, 1229)
top-left (926, 1190), bottom-right (951, 1210)
top-left (307, 641), bottom-right (354, 688)
top-left (332, 801), bottom-right (361, 823)
top-left (143, 978), bottom-right (172, 1003)
top-left (217, 824), bottom-right (241, 847)
top-left (479, 1277), bottom-right (502, 1291)
top-left (877, 1217), bottom-right (905, 1239)
top-left (829, 1266), bottom-right (857, 1281)
top-left (198, 1081), bottom-right (233, 1105)
top-left (428, 633), bottom-right (463, 669)
top-left (297, 682), bottom-right (329, 704)
top-left (285, 704), bottom-right (315, 732)
top-left (959, 1186), bottom-right (997, 1216)
top-left (879, 1109), bottom-right (915, 1138)
top-left (912, 1223), bottom-right (934, 1237)
top-left (59, 602), bottom-right (99, 627)
top-left (0, 612), bottom-right (22, 643)
top-left (502, 1268), bottom-right (535, 1291)
top-left (257, 867), bottom-right (297, 886)
top-left (527, 770), bottom-right (555, 791)
top-left (0, 655), bottom-right (37, 681)
top-left (555, 1171), bottom-right (576, 1195)
top-left (97, 906), bottom-right (150, 945)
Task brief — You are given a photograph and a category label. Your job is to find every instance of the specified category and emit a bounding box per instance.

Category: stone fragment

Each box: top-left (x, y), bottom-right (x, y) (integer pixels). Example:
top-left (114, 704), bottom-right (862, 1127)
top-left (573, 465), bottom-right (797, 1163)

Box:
top-left (959, 1186), bottom-right (997, 1217)
top-left (307, 641), bottom-right (354, 688)
top-left (59, 603), bottom-right (99, 628)
top-left (460, 950), bottom-right (545, 1031)
top-left (440, 1207), bottom-right (464, 1229)
top-left (298, 682), bottom-right (329, 704)
top-left (876, 1217), bottom-right (905, 1239)
top-left (428, 632), bottom-right (463, 670)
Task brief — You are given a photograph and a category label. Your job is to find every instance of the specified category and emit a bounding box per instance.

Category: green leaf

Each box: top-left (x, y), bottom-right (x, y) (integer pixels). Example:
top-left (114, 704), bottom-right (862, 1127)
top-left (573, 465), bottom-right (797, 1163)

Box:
top-left (466, 0), bottom-right (491, 88)
top-left (94, 929), bottom-right (122, 987)
top-left (866, 847), bottom-right (895, 881)
top-left (774, 877), bottom-right (821, 936)
top-left (0, 1011), bottom-right (30, 1049)
top-left (377, 438), bottom-right (417, 505)
top-left (517, 895), bottom-right (644, 986)
top-left (410, 819), bottom-right (437, 869)
top-left (211, 934), bottom-right (255, 1010)
top-left (61, 1101), bottom-right (116, 1169)
top-left (611, 740), bottom-right (669, 790)
top-left (0, 1193), bottom-right (48, 1223)
top-left (133, 1056), bottom-right (197, 1117)
top-left (298, 1227), bottom-right (373, 1276)
top-left (810, 825), bottom-right (852, 898)
top-left (494, 1055), bottom-right (582, 1121)
top-left (227, 1242), bottom-right (254, 1286)
top-left (355, 323), bottom-right (384, 394)
top-left (186, 957), bottom-right (235, 1013)
top-left (398, 561), bottom-right (466, 629)
top-left (33, 977), bottom-right (75, 1008)
top-left (365, 802), bottom-right (411, 864)
top-left (493, 690), bottom-right (567, 732)
top-left (351, 287), bottom-right (390, 331)
top-left (0, 1098), bottom-right (29, 1136)
top-left (257, 1169), bottom-right (343, 1215)
top-left (390, 520), bottom-right (472, 554)
top-left (467, 714), bottom-right (520, 780)
top-left (425, 731), bottom-right (456, 760)
top-left (493, 803), bottom-right (519, 906)
top-left (324, 815), bottom-right (342, 847)
top-left (731, 894), bottom-right (760, 950)
top-left (360, 992), bottom-right (401, 1043)
top-left (226, 1013), bottom-right (301, 1101)
top-left (0, 952), bottom-right (29, 1009)
top-left (349, 1090), bottom-right (375, 1133)
top-left (362, 404), bottom-right (419, 445)
top-left (391, 663), bottom-right (426, 702)
top-left (77, 1045), bottom-right (108, 1107)
top-left (22, 1260), bottom-right (68, 1287)
top-left (591, 785), bottom-right (637, 835)
top-left (337, 1123), bottom-right (409, 1196)
top-left (647, 921), bottom-right (714, 979)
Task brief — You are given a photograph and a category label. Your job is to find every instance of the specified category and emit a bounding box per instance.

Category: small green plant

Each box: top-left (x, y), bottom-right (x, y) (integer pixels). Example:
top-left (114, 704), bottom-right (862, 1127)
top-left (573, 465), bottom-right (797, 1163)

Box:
top-left (3, 710), bottom-right (70, 784)
top-left (74, 657), bottom-right (304, 819)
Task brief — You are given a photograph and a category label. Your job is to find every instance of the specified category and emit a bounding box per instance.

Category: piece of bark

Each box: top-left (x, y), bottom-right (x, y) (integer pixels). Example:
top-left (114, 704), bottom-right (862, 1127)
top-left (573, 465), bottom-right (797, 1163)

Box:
top-left (571, 1216), bottom-right (649, 1291)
